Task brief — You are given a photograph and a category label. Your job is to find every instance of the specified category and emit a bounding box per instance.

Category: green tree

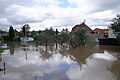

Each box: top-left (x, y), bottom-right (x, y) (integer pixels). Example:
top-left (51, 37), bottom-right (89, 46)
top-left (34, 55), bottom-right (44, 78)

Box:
top-left (55, 29), bottom-right (59, 48)
top-left (58, 33), bottom-right (69, 45)
top-left (110, 14), bottom-right (120, 43)
top-left (44, 27), bottom-right (55, 36)
top-left (69, 29), bottom-right (87, 48)
top-left (35, 28), bottom-right (56, 48)
top-left (21, 24), bottom-right (30, 37)
top-left (9, 25), bottom-right (15, 41)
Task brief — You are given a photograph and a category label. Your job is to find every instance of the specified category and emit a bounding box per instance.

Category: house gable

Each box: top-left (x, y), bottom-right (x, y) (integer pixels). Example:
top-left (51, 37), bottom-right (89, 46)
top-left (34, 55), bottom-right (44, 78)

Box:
top-left (71, 22), bottom-right (92, 33)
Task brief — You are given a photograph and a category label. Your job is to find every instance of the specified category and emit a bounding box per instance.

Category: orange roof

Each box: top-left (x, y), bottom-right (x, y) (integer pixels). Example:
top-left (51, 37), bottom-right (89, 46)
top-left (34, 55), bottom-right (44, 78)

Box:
top-left (93, 28), bottom-right (108, 33)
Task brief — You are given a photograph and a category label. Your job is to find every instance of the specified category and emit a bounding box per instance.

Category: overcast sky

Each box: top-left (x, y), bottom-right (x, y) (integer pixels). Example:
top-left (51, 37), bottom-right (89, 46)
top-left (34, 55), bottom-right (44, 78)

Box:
top-left (0, 0), bottom-right (120, 31)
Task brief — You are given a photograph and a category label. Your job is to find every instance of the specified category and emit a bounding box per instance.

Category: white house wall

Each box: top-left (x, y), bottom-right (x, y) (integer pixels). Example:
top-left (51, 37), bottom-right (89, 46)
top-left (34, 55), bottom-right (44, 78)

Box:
top-left (108, 28), bottom-right (116, 38)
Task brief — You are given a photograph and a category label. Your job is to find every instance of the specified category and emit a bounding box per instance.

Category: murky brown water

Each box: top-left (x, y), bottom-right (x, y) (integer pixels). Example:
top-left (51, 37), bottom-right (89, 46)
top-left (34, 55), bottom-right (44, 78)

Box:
top-left (0, 43), bottom-right (120, 80)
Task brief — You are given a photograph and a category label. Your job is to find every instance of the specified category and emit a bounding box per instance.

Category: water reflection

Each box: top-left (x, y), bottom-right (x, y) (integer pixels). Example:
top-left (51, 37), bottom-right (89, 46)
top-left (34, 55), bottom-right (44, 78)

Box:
top-left (66, 52), bottom-right (116, 80)
top-left (99, 45), bottom-right (120, 53)
top-left (39, 46), bottom-right (53, 61)
top-left (68, 46), bottom-right (100, 64)
top-left (90, 50), bottom-right (117, 61)
top-left (0, 44), bottom-right (120, 80)
top-left (0, 62), bottom-right (6, 75)
top-left (9, 43), bottom-right (15, 55)
top-left (110, 55), bottom-right (120, 80)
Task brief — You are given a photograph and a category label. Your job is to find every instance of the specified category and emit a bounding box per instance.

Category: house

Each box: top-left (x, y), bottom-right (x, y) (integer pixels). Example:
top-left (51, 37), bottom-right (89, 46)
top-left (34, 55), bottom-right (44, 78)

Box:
top-left (108, 28), bottom-right (116, 38)
top-left (0, 30), bottom-right (8, 37)
top-left (98, 27), bottom-right (119, 46)
top-left (20, 37), bottom-right (34, 42)
top-left (92, 28), bottom-right (108, 39)
top-left (71, 22), bottom-right (93, 37)
top-left (0, 30), bottom-right (8, 41)
top-left (14, 29), bottom-right (20, 37)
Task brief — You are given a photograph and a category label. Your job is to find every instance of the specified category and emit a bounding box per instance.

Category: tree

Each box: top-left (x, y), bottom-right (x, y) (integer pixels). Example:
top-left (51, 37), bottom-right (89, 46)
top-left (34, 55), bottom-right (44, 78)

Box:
top-left (9, 25), bottom-right (15, 41)
top-left (110, 14), bottom-right (120, 43)
top-left (58, 33), bottom-right (69, 45)
top-left (44, 27), bottom-right (55, 36)
top-left (35, 28), bottom-right (56, 48)
top-left (69, 29), bottom-right (87, 48)
top-left (21, 24), bottom-right (30, 37)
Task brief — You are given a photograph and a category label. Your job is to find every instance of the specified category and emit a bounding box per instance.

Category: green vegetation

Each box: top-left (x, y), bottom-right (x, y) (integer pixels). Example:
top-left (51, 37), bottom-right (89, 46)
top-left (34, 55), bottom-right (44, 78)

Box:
top-left (0, 23), bottom-right (95, 48)
top-left (21, 24), bottom-right (30, 37)
top-left (110, 14), bottom-right (120, 43)
top-left (0, 48), bottom-right (5, 53)
top-left (110, 59), bottom-right (120, 80)
top-left (35, 28), bottom-right (56, 47)
top-left (69, 29), bottom-right (87, 48)
top-left (9, 26), bottom-right (15, 41)
top-left (58, 32), bottom-right (69, 45)
top-left (34, 28), bottom-right (91, 49)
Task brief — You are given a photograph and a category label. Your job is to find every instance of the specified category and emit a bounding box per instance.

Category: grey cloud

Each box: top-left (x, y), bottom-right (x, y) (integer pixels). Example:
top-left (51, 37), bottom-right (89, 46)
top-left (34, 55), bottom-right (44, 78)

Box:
top-left (0, 0), bottom-right (50, 30)
top-left (0, 0), bottom-right (27, 13)
top-left (0, 0), bottom-right (120, 31)
top-left (4, 4), bottom-right (53, 25)
top-left (53, 17), bottom-right (82, 28)
top-left (88, 18), bottom-right (111, 27)
top-left (0, 0), bottom-right (46, 16)
top-left (92, 0), bottom-right (120, 13)
top-left (0, 25), bottom-right (9, 31)
top-left (6, 13), bottom-right (53, 25)
top-left (0, 0), bottom-right (33, 29)
top-left (98, 0), bottom-right (120, 9)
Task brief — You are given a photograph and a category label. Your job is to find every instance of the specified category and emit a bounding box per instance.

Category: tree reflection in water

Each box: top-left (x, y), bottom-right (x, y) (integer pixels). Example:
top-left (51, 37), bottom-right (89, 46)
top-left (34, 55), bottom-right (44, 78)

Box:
top-left (109, 54), bottom-right (120, 80)
top-left (38, 44), bottom-right (103, 66)
top-left (9, 42), bottom-right (21, 55)
top-left (58, 44), bottom-right (69, 58)
top-left (0, 48), bottom-right (6, 75)
top-left (0, 43), bottom-right (119, 80)
top-left (9, 43), bottom-right (15, 55)
top-left (0, 62), bottom-right (6, 75)
top-left (38, 46), bottom-right (53, 61)
top-left (68, 46), bottom-right (100, 65)
top-left (98, 45), bottom-right (120, 80)
top-left (21, 45), bottom-right (29, 61)
top-left (0, 52), bottom-right (2, 61)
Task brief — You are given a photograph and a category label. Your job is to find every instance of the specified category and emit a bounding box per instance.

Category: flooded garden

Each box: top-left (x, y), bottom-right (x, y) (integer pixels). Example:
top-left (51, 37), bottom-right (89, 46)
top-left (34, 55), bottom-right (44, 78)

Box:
top-left (0, 43), bottom-right (120, 80)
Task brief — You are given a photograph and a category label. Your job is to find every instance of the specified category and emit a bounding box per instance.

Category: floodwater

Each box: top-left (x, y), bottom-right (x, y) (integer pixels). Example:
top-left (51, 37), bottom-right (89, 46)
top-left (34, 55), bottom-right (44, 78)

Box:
top-left (0, 43), bottom-right (120, 80)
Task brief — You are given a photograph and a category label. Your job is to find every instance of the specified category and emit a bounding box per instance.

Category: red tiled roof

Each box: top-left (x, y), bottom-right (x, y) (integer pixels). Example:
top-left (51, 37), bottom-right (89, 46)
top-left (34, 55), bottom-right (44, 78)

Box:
top-left (93, 28), bottom-right (108, 33)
